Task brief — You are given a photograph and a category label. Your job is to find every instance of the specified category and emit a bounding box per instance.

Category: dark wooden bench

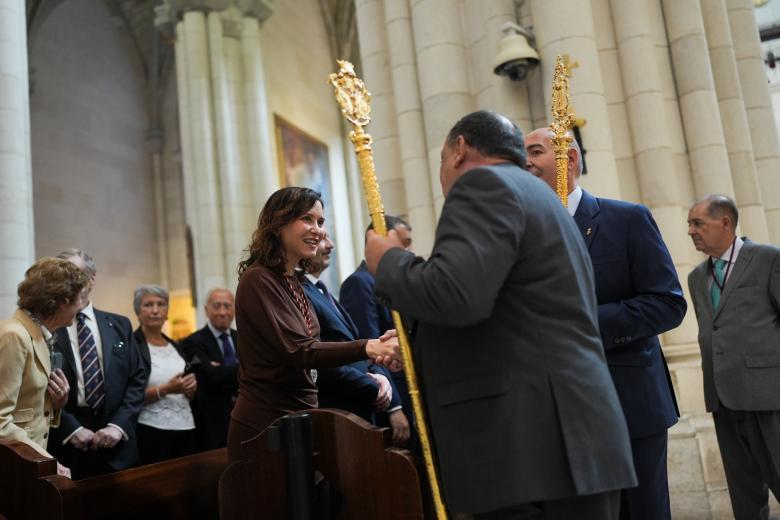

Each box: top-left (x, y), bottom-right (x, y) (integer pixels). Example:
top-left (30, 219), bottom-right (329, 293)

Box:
top-left (0, 440), bottom-right (227, 520)
top-left (220, 408), bottom-right (427, 519)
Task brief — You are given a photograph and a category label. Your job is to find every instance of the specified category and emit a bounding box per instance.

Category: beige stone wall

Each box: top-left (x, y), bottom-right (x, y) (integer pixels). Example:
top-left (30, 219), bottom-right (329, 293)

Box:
top-left (28, 0), bottom-right (159, 322)
top-left (260, 0), bottom-right (358, 287)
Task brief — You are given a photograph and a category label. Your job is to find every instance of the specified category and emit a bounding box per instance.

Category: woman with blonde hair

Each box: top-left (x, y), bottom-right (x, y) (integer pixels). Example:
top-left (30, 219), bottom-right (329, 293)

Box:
top-left (0, 257), bottom-right (89, 477)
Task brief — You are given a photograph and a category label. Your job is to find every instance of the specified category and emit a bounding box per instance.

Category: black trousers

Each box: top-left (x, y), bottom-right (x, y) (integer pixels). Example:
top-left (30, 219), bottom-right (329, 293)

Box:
top-left (136, 423), bottom-right (196, 466)
top-left (713, 405), bottom-right (780, 520)
top-left (619, 430), bottom-right (671, 520)
top-left (465, 489), bottom-right (621, 520)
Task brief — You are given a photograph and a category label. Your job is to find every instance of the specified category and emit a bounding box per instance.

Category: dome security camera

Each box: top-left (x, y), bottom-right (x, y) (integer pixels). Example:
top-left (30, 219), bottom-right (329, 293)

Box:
top-left (494, 22), bottom-right (540, 81)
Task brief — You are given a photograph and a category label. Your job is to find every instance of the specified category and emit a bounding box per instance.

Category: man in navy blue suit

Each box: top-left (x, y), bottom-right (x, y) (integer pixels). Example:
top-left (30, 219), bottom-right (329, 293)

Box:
top-left (48, 249), bottom-right (147, 479)
top-left (340, 216), bottom-right (417, 450)
top-left (526, 128), bottom-right (687, 520)
top-left (302, 233), bottom-right (410, 445)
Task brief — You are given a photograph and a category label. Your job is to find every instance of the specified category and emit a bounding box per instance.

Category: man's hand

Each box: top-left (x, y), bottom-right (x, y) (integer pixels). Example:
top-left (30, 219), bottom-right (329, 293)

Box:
top-left (47, 369), bottom-right (70, 409)
top-left (90, 426), bottom-right (123, 451)
top-left (365, 229), bottom-right (405, 274)
top-left (57, 462), bottom-right (72, 478)
top-left (69, 428), bottom-right (95, 451)
top-left (388, 410), bottom-right (410, 446)
top-left (366, 335), bottom-right (402, 371)
top-left (368, 373), bottom-right (392, 410)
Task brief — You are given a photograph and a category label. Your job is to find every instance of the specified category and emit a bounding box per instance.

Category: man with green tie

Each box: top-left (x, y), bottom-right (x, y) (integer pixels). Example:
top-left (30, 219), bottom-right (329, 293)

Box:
top-left (687, 194), bottom-right (780, 520)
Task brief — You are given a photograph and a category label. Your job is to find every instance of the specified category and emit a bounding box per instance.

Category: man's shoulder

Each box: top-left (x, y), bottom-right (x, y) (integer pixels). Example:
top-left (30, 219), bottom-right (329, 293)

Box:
top-left (182, 325), bottom-right (213, 346)
top-left (342, 265), bottom-right (373, 288)
top-left (593, 195), bottom-right (645, 215)
top-left (747, 240), bottom-right (780, 257)
top-left (94, 308), bottom-right (132, 328)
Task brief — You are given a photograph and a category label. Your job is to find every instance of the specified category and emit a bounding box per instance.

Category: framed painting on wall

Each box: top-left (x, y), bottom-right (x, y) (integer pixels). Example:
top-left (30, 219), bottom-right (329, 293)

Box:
top-left (274, 114), bottom-right (340, 288)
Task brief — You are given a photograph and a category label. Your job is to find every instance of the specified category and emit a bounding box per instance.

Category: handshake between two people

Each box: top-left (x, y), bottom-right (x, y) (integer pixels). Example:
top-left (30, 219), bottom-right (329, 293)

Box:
top-left (365, 329), bottom-right (403, 372)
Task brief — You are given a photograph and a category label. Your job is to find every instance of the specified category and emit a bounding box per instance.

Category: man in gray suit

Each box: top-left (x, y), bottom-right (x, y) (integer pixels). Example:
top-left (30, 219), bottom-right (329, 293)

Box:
top-left (366, 110), bottom-right (636, 519)
top-left (687, 194), bottom-right (780, 520)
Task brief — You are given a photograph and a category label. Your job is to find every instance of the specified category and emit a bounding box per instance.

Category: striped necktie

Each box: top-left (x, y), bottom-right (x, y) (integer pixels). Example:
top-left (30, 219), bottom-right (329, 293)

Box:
top-left (77, 312), bottom-right (105, 410)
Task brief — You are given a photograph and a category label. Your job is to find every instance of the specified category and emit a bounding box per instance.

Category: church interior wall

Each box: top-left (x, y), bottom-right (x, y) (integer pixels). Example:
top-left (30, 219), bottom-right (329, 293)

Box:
top-left (29, 0), bottom-right (160, 322)
top-left (260, 0), bottom-right (357, 285)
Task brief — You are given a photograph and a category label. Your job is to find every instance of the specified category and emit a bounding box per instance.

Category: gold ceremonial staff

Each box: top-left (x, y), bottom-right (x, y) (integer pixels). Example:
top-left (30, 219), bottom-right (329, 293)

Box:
top-left (550, 54), bottom-right (577, 207)
top-left (329, 60), bottom-right (448, 520)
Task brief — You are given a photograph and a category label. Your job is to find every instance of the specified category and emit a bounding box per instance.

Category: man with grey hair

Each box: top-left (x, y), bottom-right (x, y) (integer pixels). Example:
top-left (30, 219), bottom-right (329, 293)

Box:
top-left (181, 287), bottom-right (238, 451)
top-left (687, 195), bottom-right (780, 519)
top-left (48, 249), bottom-right (146, 478)
top-left (525, 128), bottom-right (687, 520)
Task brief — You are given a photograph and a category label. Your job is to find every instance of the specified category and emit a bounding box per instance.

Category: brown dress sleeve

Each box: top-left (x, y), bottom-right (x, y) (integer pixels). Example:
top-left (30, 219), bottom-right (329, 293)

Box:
top-left (240, 267), bottom-right (368, 369)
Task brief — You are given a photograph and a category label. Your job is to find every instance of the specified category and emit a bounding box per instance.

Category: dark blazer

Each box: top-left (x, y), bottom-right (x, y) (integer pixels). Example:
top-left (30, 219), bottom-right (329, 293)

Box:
top-left (180, 325), bottom-right (238, 451)
top-left (689, 239), bottom-right (780, 412)
top-left (573, 190), bottom-right (685, 438)
top-left (301, 279), bottom-right (401, 423)
top-left (340, 262), bottom-right (415, 437)
top-left (375, 164), bottom-right (636, 513)
top-left (340, 261), bottom-right (394, 339)
top-left (49, 309), bottom-right (147, 471)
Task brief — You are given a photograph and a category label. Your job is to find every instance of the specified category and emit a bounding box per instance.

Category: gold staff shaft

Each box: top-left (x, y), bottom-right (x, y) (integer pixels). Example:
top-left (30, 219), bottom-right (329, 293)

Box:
top-left (550, 54), bottom-right (576, 207)
top-left (330, 60), bottom-right (448, 520)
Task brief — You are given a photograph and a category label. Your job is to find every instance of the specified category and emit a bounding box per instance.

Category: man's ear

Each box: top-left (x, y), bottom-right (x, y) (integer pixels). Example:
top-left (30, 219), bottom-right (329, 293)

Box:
top-left (453, 135), bottom-right (468, 167)
top-left (567, 147), bottom-right (579, 175)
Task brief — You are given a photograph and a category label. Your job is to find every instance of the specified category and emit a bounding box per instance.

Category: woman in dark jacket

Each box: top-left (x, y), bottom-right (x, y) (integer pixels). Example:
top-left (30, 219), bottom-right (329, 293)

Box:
top-left (133, 284), bottom-right (197, 465)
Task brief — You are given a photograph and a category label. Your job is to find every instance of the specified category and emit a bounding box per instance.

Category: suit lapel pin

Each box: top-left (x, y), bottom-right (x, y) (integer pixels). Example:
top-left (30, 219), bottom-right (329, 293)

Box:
top-left (586, 228), bottom-right (592, 236)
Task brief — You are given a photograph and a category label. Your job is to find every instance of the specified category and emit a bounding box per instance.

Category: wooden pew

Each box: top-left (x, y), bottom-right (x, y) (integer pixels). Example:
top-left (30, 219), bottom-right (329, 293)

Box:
top-left (0, 440), bottom-right (227, 520)
top-left (220, 409), bottom-right (427, 519)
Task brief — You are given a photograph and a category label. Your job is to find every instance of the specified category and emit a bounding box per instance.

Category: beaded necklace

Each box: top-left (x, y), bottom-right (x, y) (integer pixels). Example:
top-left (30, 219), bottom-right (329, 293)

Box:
top-left (284, 274), bottom-right (313, 336)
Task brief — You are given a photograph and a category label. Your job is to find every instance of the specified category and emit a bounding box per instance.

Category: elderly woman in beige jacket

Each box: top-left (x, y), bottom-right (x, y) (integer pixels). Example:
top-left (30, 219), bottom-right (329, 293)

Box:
top-left (0, 257), bottom-right (89, 477)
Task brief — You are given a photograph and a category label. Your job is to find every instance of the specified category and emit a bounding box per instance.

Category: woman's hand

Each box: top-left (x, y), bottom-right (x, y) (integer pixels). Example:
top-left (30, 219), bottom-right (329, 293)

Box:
top-left (365, 335), bottom-right (403, 371)
top-left (163, 373), bottom-right (195, 395)
top-left (181, 373), bottom-right (197, 400)
top-left (47, 369), bottom-right (70, 409)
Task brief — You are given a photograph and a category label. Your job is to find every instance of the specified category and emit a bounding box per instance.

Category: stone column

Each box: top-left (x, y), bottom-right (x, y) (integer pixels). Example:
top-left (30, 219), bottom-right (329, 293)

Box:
top-left (208, 10), bottom-right (243, 291)
top-left (355, 0), bottom-right (407, 217)
top-left (410, 0), bottom-right (475, 213)
top-left (703, 0), bottom-right (769, 243)
top-left (610, 0), bottom-right (694, 347)
top-left (590, 0), bottom-right (640, 202)
top-left (383, 0), bottom-right (436, 255)
top-left (158, 0), bottom-right (273, 314)
top-left (478, 0), bottom-right (534, 134)
top-left (241, 17), bottom-right (278, 226)
top-left (180, 11), bottom-right (228, 306)
top-left (662, 0), bottom-right (736, 199)
top-left (531, 0), bottom-right (621, 199)
top-left (0, 0), bottom-right (35, 314)
top-left (727, 0), bottom-right (780, 244)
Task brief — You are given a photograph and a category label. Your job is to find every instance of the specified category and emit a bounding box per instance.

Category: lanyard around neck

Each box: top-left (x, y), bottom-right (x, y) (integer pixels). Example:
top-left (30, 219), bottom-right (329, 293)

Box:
top-left (709, 237), bottom-right (737, 292)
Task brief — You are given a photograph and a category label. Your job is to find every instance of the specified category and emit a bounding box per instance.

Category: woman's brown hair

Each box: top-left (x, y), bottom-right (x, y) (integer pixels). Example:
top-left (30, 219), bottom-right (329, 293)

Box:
top-left (237, 187), bottom-right (323, 277)
top-left (18, 257), bottom-right (89, 319)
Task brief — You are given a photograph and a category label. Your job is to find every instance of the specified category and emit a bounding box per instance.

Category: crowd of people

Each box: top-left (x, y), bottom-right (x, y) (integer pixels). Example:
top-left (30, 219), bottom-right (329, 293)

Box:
top-left (0, 109), bottom-right (778, 520)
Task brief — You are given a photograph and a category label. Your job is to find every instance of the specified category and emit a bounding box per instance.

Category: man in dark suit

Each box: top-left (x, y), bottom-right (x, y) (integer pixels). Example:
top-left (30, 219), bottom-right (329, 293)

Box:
top-left (340, 216), bottom-right (416, 449)
top-left (48, 249), bottom-right (146, 479)
top-left (301, 233), bottom-right (409, 445)
top-left (181, 288), bottom-right (238, 451)
top-left (525, 128), bottom-right (686, 520)
top-left (366, 110), bottom-right (636, 519)
top-left (687, 195), bottom-right (780, 520)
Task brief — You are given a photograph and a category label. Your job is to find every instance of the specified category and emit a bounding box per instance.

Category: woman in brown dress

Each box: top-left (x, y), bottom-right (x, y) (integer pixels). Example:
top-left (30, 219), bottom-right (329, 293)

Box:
top-left (227, 187), bottom-right (398, 461)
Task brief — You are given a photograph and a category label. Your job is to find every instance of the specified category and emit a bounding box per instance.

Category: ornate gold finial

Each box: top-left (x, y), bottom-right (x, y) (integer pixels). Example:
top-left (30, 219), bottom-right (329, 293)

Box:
top-left (549, 54), bottom-right (577, 207)
top-left (328, 59), bottom-right (372, 128)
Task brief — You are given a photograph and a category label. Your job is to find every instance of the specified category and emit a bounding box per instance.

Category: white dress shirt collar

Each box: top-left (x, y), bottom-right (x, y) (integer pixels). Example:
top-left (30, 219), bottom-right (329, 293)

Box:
top-left (207, 321), bottom-right (230, 341)
top-left (713, 236), bottom-right (744, 266)
top-left (567, 186), bottom-right (583, 217)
